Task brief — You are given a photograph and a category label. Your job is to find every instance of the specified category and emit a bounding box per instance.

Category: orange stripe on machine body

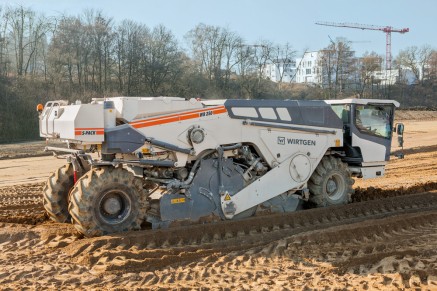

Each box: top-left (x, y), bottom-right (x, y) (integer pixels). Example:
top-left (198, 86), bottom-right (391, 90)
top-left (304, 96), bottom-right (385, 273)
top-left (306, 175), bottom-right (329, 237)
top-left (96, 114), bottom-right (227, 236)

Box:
top-left (130, 106), bottom-right (224, 125)
top-left (131, 106), bottom-right (227, 129)
top-left (75, 127), bottom-right (104, 136)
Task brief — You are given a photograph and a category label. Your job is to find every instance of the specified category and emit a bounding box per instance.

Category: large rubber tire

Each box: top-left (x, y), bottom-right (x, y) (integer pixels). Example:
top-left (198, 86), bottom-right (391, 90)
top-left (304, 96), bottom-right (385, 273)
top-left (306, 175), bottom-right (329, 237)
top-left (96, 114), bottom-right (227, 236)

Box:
top-left (68, 167), bottom-right (147, 237)
top-left (308, 156), bottom-right (354, 207)
top-left (43, 163), bottom-right (75, 223)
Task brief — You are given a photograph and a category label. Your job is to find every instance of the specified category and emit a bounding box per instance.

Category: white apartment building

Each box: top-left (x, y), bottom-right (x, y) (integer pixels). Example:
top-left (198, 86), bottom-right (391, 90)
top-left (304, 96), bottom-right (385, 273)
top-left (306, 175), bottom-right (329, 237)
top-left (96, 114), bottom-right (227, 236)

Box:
top-left (262, 52), bottom-right (323, 85)
top-left (262, 49), bottom-right (427, 88)
top-left (262, 58), bottom-right (296, 83)
top-left (370, 68), bottom-right (417, 86)
top-left (295, 51), bottom-right (321, 85)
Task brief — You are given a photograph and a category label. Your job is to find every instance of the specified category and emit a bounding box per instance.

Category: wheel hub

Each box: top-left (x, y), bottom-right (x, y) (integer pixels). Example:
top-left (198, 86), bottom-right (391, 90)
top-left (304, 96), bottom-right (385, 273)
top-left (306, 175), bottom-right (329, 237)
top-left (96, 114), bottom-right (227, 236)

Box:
top-left (103, 197), bottom-right (122, 215)
top-left (326, 178), bottom-right (338, 194)
top-left (98, 189), bottom-right (132, 224)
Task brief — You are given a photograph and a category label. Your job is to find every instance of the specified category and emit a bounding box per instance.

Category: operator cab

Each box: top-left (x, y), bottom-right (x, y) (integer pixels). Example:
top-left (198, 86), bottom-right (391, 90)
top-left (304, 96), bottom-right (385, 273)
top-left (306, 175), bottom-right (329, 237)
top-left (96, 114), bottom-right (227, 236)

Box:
top-left (326, 98), bottom-right (400, 179)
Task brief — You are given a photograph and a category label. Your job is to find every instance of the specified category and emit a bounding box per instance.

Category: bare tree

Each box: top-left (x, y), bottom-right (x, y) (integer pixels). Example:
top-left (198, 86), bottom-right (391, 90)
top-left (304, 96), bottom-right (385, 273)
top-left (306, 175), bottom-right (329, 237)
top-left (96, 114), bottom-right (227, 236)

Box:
top-left (49, 17), bottom-right (79, 89)
top-left (114, 20), bottom-right (149, 95)
top-left (48, 15), bottom-right (94, 95)
top-left (237, 41), bottom-right (273, 98)
top-left (221, 31), bottom-right (243, 96)
top-left (80, 10), bottom-right (114, 93)
top-left (318, 38), bottom-right (355, 98)
top-left (397, 45), bottom-right (434, 84)
top-left (356, 51), bottom-right (383, 97)
top-left (186, 24), bottom-right (220, 82)
top-left (6, 6), bottom-right (52, 76)
top-left (185, 24), bottom-right (242, 96)
top-left (142, 24), bottom-right (182, 95)
top-left (236, 45), bottom-right (253, 98)
top-left (270, 43), bottom-right (297, 88)
top-left (0, 6), bottom-right (10, 76)
top-left (428, 50), bottom-right (437, 83)
top-left (318, 47), bottom-right (335, 96)
top-left (93, 12), bottom-right (114, 93)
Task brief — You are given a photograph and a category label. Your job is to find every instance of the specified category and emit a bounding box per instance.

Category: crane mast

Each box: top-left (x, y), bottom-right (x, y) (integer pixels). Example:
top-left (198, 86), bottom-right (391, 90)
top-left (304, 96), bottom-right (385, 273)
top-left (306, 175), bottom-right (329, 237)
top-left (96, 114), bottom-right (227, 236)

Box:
top-left (315, 21), bottom-right (409, 70)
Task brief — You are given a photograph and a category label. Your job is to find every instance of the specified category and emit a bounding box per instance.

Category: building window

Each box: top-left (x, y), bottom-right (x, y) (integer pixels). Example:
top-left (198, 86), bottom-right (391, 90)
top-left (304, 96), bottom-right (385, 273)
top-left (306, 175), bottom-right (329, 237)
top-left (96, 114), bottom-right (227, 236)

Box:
top-left (306, 68), bottom-right (311, 75)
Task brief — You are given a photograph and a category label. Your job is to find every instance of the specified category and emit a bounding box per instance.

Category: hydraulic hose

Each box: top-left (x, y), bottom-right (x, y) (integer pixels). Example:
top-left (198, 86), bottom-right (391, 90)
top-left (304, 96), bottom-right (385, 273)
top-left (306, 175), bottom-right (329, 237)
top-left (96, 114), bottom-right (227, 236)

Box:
top-left (167, 149), bottom-right (215, 190)
top-left (166, 144), bottom-right (242, 190)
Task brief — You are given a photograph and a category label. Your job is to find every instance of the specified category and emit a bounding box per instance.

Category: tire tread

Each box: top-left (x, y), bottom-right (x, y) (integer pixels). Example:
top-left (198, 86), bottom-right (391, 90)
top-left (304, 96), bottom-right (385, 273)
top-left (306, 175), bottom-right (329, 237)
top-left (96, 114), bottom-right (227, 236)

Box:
top-left (42, 164), bottom-right (74, 223)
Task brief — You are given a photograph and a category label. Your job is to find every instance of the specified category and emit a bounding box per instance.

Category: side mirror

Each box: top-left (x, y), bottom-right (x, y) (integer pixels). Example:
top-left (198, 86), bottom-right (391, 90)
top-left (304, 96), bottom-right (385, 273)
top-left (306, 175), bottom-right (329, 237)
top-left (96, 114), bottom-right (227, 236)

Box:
top-left (394, 123), bottom-right (405, 159)
top-left (396, 123), bottom-right (404, 135)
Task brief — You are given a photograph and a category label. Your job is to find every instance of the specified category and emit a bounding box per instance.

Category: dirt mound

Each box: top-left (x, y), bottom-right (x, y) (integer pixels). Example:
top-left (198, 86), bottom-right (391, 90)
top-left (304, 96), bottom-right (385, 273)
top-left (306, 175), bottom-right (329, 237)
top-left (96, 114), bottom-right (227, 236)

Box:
top-left (255, 211), bottom-right (437, 289)
top-left (0, 182), bottom-right (48, 225)
top-left (1, 183), bottom-right (437, 289)
top-left (0, 141), bottom-right (69, 160)
top-left (3, 194), bottom-right (436, 289)
top-left (353, 181), bottom-right (437, 202)
top-left (395, 110), bottom-right (437, 121)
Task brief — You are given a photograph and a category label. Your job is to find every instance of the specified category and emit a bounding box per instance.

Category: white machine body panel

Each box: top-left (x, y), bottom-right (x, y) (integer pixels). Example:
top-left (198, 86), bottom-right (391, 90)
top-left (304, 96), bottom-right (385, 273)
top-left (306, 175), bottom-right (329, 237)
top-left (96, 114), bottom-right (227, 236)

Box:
top-left (38, 96), bottom-right (399, 221)
top-left (40, 102), bottom-right (104, 143)
top-left (112, 97), bottom-right (203, 122)
top-left (351, 132), bottom-right (387, 163)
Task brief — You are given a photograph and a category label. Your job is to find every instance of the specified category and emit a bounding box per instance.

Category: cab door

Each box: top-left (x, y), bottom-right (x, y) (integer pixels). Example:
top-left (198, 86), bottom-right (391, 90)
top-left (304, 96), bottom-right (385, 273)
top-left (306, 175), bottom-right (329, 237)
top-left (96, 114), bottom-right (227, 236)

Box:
top-left (350, 103), bottom-right (395, 163)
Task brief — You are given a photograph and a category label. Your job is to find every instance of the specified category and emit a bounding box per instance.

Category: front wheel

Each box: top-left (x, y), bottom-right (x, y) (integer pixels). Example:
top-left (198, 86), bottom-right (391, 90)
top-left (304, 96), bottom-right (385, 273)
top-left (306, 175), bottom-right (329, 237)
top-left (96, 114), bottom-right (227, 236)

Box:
top-left (43, 164), bottom-right (75, 223)
top-left (68, 167), bottom-right (147, 237)
top-left (308, 156), bottom-right (354, 207)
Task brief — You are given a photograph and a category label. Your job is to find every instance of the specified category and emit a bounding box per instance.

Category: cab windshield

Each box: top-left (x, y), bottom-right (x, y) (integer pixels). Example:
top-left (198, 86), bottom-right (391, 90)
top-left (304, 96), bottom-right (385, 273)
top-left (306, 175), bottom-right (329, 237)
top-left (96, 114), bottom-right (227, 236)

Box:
top-left (355, 104), bottom-right (393, 139)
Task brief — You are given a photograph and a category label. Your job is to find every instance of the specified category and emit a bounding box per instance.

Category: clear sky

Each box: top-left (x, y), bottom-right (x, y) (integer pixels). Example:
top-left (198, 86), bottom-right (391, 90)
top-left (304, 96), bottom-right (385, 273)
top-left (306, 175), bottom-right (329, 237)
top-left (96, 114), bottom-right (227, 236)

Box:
top-left (2, 0), bottom-right (436, 58)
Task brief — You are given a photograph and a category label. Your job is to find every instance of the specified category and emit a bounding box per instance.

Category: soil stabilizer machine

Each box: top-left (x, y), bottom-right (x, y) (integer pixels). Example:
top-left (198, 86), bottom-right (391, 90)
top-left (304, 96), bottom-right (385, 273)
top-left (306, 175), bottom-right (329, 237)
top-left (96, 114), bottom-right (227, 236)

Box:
top-left (38, 97), bottom-right (400, 237)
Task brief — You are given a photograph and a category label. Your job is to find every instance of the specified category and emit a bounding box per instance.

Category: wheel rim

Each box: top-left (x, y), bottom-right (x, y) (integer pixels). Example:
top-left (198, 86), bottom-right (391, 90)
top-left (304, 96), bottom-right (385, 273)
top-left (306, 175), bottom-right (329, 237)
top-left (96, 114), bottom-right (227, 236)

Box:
top-left (98, 189), bottom-right (132, 225)
top-left (325, 173), bottom-right (345, 200)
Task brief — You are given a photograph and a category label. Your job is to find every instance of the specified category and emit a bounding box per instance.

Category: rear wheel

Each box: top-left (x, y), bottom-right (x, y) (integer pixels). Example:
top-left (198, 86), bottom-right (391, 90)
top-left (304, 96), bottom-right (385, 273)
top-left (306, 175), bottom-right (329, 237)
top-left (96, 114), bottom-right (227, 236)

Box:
top-left (68, 167), bottom-right (147, 237)
top-left (308, 156), bottom-right (354, 207)
top-left (43, 164), bottom-right (75, 223)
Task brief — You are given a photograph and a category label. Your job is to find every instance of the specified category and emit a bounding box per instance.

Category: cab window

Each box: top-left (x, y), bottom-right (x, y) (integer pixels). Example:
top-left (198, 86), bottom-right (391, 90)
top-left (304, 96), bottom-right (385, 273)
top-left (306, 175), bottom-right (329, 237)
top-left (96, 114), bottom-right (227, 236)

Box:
top-left (331, 104), bottom-right (350, 123)
top-left (355, 104), bottom-right (393, 139)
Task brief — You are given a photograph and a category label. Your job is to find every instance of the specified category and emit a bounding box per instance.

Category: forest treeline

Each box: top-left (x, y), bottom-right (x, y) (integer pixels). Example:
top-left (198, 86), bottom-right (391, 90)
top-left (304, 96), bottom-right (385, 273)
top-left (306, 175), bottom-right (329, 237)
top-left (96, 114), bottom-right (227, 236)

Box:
top-left (0, 5), bottom-right (436, 143)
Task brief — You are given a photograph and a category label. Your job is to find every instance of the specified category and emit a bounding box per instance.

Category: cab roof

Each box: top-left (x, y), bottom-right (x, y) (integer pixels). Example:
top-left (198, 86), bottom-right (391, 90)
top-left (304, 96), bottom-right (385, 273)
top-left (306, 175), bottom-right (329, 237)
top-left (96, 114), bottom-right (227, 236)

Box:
top-left (325, 98), bottom-right (400, 107)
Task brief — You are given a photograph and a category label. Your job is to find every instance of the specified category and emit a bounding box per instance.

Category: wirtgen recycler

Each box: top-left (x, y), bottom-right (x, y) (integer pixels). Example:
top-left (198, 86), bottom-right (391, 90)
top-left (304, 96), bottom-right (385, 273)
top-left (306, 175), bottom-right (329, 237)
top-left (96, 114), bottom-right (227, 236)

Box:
top-left (38, 97), bottom-right (400, 237)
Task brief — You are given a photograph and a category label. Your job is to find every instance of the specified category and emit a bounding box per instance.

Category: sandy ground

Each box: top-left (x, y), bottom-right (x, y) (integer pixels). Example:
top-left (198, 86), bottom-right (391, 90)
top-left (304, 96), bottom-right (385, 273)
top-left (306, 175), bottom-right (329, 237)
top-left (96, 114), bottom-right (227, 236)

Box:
top-left (0, 111), bottom-right (436, 289)
top-left (0, 141), bottom-right (68, 186)
top-left (0, 156), bottom-right (66, 187)
top-left (355, 119), bottom-right (437, 190)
